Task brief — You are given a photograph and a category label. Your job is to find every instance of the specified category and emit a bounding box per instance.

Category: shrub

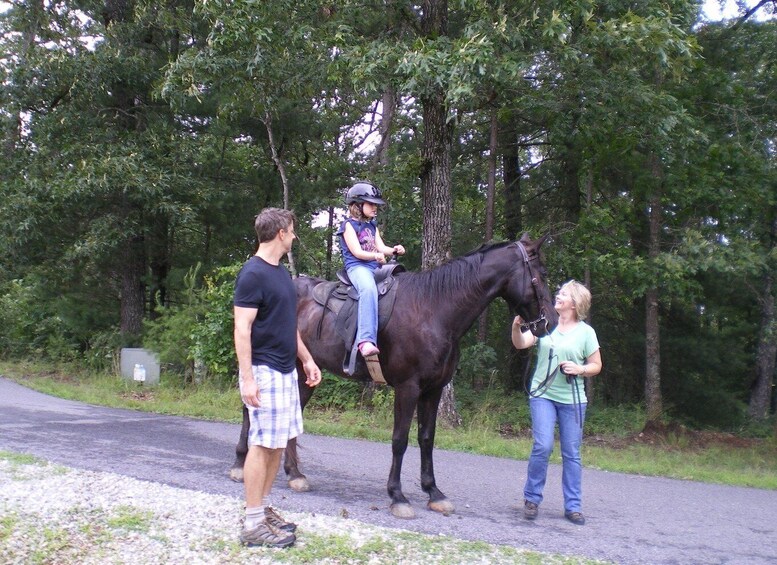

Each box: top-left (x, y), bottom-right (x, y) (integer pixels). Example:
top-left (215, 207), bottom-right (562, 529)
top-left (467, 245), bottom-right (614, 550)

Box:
top-left (456, 343), bottom-right (498, 389)
top-left (143, 263), bottom-right (240, 385)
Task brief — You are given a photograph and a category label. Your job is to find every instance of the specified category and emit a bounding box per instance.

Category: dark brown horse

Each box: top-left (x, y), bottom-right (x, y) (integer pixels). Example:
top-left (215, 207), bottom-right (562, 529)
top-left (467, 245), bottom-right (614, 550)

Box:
top-left (230, 233), bottom-right (557, 518)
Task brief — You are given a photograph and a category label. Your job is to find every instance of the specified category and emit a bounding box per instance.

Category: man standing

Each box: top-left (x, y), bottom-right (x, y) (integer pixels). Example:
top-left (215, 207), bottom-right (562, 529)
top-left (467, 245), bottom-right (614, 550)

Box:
top-left (233, 207), bottom-right (322, 548)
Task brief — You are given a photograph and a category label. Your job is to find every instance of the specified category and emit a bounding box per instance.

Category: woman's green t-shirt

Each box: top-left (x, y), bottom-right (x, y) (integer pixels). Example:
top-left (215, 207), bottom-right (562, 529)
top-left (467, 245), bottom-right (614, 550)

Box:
top-left (529, 321), bottom-right (600, 404)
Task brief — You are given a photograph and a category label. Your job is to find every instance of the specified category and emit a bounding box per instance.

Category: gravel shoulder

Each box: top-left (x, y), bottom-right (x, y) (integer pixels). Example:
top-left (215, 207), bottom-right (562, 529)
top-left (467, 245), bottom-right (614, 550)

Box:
top-left (0, 455), bottom-right (580, 564)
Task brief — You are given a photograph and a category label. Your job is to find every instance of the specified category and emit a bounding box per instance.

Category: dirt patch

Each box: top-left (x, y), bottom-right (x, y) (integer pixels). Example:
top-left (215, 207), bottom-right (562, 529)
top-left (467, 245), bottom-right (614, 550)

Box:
top-left (629, 421), bottom-right (762, 450)
top-left (120, 390), bottom-right (156, 401)
top-left (502, 420), bottom-right (766, 451)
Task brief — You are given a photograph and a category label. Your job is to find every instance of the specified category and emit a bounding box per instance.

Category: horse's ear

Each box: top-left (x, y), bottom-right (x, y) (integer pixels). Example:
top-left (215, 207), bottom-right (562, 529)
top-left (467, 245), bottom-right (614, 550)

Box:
top-left (518, 232), bottom-right (550, 248)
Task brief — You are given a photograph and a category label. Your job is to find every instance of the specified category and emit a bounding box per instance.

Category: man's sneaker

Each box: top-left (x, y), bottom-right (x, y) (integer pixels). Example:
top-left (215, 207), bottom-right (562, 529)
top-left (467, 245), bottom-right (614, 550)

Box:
top-left (523, 501), bottom-right (538, 520)
top-left (265, 506), bottom-right (297, 533)
top-left (239, 520), bottom-right (296, 548)
top-left (564, 511), bottom-right (586, 525)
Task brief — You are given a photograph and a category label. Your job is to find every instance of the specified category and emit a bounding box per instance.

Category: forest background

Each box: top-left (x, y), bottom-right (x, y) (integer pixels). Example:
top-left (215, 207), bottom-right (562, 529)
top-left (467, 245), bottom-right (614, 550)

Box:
top-left (1, 0), bottom-right (775, 436)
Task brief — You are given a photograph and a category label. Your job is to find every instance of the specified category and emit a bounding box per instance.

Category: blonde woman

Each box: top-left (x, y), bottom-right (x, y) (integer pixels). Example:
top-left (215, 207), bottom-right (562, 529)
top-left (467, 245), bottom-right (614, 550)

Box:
top-left (512, 280), bottom-right (602, 525)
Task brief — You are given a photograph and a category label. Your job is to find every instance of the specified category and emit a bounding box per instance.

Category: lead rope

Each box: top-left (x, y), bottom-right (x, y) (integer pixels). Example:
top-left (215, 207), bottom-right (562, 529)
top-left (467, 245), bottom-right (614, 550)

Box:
top-left (567, 374), bottom-right (584, 429)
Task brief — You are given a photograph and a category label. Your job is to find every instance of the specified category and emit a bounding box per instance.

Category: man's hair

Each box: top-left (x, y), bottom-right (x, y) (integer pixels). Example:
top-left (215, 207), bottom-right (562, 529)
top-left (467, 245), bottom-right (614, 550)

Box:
top-left (254, 208), bottom-right (297, 243)
top-left (562, 280), bottom-right (592, 321)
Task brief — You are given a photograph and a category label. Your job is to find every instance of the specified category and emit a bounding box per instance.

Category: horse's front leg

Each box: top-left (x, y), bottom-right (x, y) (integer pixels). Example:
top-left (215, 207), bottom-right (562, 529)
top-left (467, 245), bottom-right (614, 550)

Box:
top-left (387, 382), bottom-right (420, 519)
top-left (417, 387), bottom-right (455, 515)
top-left (228, 405), bottom-right (250, 482)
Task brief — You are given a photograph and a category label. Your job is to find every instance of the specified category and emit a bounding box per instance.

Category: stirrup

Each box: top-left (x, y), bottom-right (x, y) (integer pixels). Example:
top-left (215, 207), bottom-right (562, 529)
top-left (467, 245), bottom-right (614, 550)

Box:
top-left (364, 355), bottom-right (386, 384)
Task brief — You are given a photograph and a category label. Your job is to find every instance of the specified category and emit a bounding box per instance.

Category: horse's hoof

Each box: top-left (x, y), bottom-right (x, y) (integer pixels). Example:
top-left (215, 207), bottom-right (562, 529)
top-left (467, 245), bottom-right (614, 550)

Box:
top-left (228, 467), bottom-right (244, 483)
top-left (288, 477), bottom-right (310, 492)
top-left (390, 503), bottom-right (415, 519)
top-left (428, 499), bottom-right (455, 516)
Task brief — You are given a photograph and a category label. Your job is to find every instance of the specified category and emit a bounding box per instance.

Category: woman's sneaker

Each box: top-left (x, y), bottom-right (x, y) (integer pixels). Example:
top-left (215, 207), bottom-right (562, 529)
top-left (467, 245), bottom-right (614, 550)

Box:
top-left (264, 506), bottom-right (297, 533)
top-left (239, 520), bottom-right (295, 548)
top-left (564, 511), bottom-right (586, 525)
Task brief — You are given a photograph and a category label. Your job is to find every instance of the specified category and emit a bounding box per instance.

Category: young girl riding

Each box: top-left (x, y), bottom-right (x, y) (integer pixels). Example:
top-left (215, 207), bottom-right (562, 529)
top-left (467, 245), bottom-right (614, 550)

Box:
top-left (337, 181), bottom-right (405, 359)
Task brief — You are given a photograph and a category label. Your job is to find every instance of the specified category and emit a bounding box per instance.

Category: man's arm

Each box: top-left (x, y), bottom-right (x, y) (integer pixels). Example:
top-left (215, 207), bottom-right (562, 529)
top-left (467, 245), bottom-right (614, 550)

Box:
top-left (297, 331), bottom-right (322, 387)
top-left (234, 305), bottom-right (259, 406)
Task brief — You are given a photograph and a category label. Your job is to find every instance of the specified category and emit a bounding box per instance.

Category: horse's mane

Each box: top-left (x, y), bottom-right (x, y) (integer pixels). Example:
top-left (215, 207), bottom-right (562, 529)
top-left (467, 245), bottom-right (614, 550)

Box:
top-left (399, 241), bottom-right (515, 303)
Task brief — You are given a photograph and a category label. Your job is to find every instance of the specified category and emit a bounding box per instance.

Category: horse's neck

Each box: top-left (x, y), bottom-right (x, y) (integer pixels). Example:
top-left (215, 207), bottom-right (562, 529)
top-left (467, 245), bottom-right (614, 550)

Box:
top-left (409, 252), bottom-right (507, 338)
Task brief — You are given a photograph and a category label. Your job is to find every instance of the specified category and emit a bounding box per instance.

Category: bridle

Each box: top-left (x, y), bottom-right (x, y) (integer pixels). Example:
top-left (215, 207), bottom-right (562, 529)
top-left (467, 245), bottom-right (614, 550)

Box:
top-left (515, 241), bottom-right (550, 336)
top-left (515, 241), bottom-right (583, 427)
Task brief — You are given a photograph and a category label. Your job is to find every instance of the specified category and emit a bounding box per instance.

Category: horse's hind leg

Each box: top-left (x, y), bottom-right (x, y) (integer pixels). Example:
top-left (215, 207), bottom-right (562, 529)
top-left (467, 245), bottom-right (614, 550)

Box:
top-left (283, 369), bottom-right (317, 492)
top-left (417, 387), bottom-right (454, 514)
top-left (283, 436), bottom-right (309, 491)
top-left (228, 405), bottom-right (250, 482)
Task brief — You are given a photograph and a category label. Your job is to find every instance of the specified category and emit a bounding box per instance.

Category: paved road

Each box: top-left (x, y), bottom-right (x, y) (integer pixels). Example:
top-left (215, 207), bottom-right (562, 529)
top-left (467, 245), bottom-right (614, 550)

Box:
top-left (1, 377), bottom-right (775, 564)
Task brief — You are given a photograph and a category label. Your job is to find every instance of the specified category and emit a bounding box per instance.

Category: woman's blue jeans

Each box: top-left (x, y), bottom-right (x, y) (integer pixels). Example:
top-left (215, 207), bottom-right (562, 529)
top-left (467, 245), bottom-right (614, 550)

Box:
top-left (346, 264), bottom-right (378, 346)
top-left (524, 397), bottom-right (587, 513)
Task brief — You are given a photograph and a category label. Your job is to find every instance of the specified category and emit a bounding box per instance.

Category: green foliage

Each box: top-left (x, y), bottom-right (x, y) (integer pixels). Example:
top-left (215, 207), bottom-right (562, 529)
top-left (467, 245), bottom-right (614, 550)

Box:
top-left (307, 372), bottom-right (363, 411)
top-left (306, 373), bottom-right (396, 416)
top-left (144, 263), bottom-right (241, 385)
top-left (456, 343), bottom-right (498, 388)
top-left (0, 276), bottom-right (79, 360)
top-left (143, 266), bottom-right (208, 374)
top-left (585, 404), bottom-right (646, 436)
top-left (190, 264), bottom-right (242, 383)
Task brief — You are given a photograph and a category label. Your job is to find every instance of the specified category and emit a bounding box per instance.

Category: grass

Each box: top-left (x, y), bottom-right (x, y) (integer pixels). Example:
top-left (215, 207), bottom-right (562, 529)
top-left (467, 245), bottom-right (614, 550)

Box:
top-left (2, 359), bottom-right (776, 490)
top-left (105, 506), bottom-right (154, 533)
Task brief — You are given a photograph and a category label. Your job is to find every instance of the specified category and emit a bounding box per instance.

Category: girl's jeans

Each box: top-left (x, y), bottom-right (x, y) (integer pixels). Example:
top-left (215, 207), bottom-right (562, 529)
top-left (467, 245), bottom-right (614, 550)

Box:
top-left (523, 396), bottom-right (587, 513)
top-left (347, 264), bottom-right (378, 346)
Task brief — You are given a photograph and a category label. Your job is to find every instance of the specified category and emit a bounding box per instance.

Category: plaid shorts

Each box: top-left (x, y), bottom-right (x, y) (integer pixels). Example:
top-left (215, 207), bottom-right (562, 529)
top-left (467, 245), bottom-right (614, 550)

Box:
top-left (240, 365), bottom-right (303, 449)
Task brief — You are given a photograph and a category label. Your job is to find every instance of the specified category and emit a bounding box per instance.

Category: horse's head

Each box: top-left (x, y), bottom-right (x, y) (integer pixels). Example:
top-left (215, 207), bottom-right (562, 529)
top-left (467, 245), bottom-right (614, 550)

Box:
top-left (503, 233), bottom-right (558, 336)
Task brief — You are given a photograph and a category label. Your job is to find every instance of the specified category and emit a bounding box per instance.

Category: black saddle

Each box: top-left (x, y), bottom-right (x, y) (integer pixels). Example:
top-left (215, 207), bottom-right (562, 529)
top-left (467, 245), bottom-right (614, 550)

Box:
top-left (312, 262), bottom-right (405, 376)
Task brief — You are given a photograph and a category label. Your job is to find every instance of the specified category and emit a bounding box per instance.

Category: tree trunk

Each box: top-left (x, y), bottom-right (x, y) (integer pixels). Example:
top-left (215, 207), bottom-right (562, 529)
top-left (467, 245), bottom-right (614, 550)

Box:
top-left (644, 154), bottom-right (663, 424)
top-left (420, 90), bottom-right (452, 269)
top-left (106, 0), bottom-right (145, 346)
top-left (148, 214), bottom-right (170, 315)
top-left (475, 109), bottom-right (498, 391)
top-left (500, 117), bottom-right (522, 240)
top-left (371, 86), bottom-right (396, 171)
top-left (120, 234), bottom-right (145, 346)
top-left (499, 114), bottom-right (526, 385)
top-left (263, 111), bottom-right (296, 276)
top-left (560, 143), bottom-right (582, 223)
top-left (583, 172), bottom-right (594, 402)
top-left (325, 205), bottom-right (335, 281)
top-left (419, 0), bottom-right (460, 426)
top-left (748, 212), bottom-right (777, 420)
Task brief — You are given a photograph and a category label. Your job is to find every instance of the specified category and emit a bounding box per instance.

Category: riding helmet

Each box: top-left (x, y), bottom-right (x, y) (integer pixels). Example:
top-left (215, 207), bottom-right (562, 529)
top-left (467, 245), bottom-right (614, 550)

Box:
top-left (346, 181), bottom-right (386, 206)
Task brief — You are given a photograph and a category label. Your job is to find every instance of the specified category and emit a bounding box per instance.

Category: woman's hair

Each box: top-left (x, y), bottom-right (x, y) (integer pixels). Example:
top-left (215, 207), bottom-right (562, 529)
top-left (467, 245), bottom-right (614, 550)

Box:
top-left (254, 208), bottom-right (297, 243)
top-left (562, 280), bottom-right (592, 321)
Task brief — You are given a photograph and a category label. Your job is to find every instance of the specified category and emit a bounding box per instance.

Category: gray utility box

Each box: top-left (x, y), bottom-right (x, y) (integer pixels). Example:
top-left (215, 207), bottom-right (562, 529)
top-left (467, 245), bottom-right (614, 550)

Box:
top-left (120, 348), bottom-right (161, 386)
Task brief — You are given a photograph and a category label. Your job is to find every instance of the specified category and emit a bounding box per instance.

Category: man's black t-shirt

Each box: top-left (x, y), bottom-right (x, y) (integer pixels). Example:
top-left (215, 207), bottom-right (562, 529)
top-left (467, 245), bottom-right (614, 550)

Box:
top-left (233, 256), bottom-right (297, 373)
